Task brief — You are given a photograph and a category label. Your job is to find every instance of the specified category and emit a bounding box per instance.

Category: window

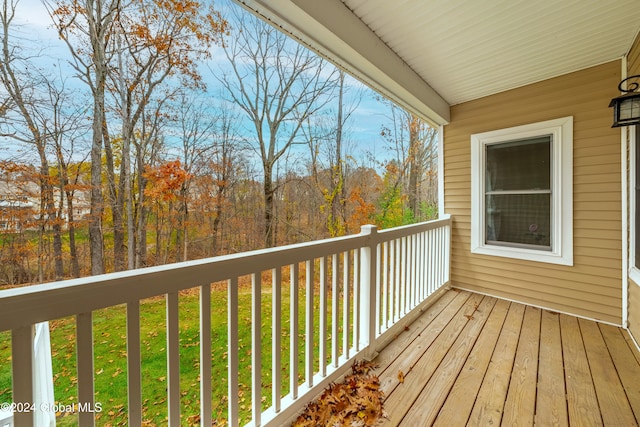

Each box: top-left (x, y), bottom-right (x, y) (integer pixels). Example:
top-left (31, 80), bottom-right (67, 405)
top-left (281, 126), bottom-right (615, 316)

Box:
top-left (485, 137), bottom-right (551, 249)
top-left (471, 117), bottom-right (573, 265)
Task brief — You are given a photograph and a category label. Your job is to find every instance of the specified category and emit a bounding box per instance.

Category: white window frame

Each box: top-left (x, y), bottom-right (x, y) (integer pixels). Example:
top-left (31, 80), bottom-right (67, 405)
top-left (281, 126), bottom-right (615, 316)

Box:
top-left (471, 116), bottom-right (573, 265)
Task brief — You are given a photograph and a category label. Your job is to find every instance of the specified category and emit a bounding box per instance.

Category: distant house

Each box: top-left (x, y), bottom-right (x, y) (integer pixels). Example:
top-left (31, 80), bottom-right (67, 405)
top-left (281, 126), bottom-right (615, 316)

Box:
top-left (0, 180), bottom-right (37, 232)
top-left (0, 199), bottom-right (35, 232)
top-left (0, 175), bottom-right (91, 233)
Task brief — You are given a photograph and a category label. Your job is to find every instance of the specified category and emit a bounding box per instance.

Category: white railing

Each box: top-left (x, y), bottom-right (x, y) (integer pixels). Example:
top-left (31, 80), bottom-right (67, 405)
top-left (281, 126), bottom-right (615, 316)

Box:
top-left (0, 215), bottom-right (451, 427)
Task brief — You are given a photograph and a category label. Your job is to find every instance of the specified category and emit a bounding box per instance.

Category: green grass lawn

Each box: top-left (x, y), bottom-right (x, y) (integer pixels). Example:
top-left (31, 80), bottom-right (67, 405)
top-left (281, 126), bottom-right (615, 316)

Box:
top-left (0, 282), bottom-right (350, 426)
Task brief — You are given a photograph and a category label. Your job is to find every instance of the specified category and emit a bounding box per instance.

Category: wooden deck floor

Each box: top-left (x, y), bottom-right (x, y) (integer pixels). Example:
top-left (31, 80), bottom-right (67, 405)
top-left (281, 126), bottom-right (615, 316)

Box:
top-left (374, 289), bottom-right (640, 426)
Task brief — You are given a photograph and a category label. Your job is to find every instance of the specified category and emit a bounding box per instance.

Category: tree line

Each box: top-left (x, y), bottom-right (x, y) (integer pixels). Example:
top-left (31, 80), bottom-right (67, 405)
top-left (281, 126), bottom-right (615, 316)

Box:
top-left (0, 0), bottom-right (438, 286)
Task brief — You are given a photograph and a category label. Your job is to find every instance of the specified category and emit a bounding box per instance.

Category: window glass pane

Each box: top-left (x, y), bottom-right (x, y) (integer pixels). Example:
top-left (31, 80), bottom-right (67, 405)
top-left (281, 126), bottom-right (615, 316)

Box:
top-left (486, 193), bottom-right (551, 247)
top-left (486, 137), bottom-right (551, 191)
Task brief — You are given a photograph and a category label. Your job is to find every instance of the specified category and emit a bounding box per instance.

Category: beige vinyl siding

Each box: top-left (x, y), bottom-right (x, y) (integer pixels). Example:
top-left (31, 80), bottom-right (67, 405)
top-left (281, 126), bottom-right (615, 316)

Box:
top-left (628, 29), bottom-right (640, 76)
top-left (630, 279), bottom-right (640, 343)
top-left (444, 61), bottom-right (623, 324)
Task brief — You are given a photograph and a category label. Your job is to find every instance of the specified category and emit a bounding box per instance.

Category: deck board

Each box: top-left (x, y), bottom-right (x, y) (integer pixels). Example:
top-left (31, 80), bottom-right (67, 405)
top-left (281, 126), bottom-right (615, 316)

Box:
top-left (382, 293), bottom-right (485, 425)
top-left (378, 290), bottom-right (472, 398)
top-left (375, 289), bottom-right (459, 368)
top-left (399, 297), bottom-right (496, 426)
top-left (374, 290), bottom-right (640, 426)
top-left (560, 315), bottom-right (603, 427)
top-left (502, 305), bottom-right (540, 427)
top-left (468, 302), bottom-right (524, 426)
top-left (579, 318), bottom-right (637, 426)
top-left (431, 298), bottom-right (510, 426)
top-left (535, 310), bottom-right (568, 427)
top-left (598, 324), bottom-right (640, 420)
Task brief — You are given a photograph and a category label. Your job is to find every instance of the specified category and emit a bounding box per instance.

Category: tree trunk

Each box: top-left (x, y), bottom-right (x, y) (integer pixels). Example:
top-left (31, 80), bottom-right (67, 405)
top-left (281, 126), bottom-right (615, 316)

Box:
top-left (84, 0), bottom-right (112, 276)
top-left (36, 145), bottom-right (64, 280)
top-left (135, 148), bottom-right (148, 268)
top-left (211, 198), bottom-right (223, 255)
top-left (136, 201), bottom-right (148, 268)
top-left (104, 124), bottom-right (125, 272)
top-left (126, 165), bottom-right (135, 270)
top-left (264, 165), bottom-right (275, 247)
top-left (155, 202), bottom-right (161, 264)
top-left (181, 195), bottom-right (188, 262)
top-left (66, 194), bottom-right (81, 277)
top-left (89, 76), bottom-right (105, 275)
top-left (37, 224), bottom-right (44, 283)
top-left (50, 191), bottom-right (64, 281)
top-left (408, 116), bottom-right (421, 218)
top-left (119, 125), bottom-right (132, 270)
top-left (46, 178), bottom-right (63, 280)
top-left (175, 184), bottom-right (189, 262)
top-left (333, 71), bottom-right (346, 235)
top-left (55, 143), bottom-right (81, 278)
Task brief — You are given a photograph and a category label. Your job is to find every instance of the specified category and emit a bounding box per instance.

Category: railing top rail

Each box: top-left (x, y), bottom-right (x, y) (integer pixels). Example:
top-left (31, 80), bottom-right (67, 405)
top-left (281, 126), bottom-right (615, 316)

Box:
top-left (374, 215), bottom-right (451, 242)
top-left (0, 216), bottom-right (451, 332)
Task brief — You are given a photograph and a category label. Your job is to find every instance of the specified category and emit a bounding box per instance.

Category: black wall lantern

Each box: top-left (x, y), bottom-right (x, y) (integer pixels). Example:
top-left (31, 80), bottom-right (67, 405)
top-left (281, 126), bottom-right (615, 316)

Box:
top-left (610, 75), bottom-right (640, 128)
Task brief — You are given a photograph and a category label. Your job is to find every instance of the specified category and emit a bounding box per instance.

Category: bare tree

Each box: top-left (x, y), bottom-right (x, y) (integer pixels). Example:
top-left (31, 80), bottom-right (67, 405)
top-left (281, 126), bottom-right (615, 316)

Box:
top-left (132, 99), bottom-right (166, 268)
top-left (206, 104), bottom-right (243, 255)
top-left (182, 102), bottom-right (244, 257)
top-left (379, 102), bottom-right (438, 222)
top-left (218, 7), bottom-right (337, 247)
top-left (305, 70), bottom-right (363, 237)
top-left (48, 0), bottom-right (228, 272)
top-left (46, 0), bottom-right (121, 275)
top-left (407, 115), bottom-right (437, 218)
top-left (0, 0), bottom-right (73, 280)
top-left (173, 91), bottom-right (217, 261)
top-left (45, 78), bottom-right (90, 278)
top-left (108, 1), bottom-right (227, 270)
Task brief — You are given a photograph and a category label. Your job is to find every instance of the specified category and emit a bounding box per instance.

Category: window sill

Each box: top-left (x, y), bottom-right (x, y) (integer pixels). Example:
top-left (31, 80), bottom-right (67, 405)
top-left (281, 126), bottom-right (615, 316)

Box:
top-left (471, 243), bottom-right (573, 266)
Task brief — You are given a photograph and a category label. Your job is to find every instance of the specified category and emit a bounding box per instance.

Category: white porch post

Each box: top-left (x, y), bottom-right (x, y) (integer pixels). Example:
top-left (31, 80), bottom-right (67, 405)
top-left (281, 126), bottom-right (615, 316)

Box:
top-left (438, 125), bottom-right (445, 218)
top-left (359, 225), bottom-right (378, 360)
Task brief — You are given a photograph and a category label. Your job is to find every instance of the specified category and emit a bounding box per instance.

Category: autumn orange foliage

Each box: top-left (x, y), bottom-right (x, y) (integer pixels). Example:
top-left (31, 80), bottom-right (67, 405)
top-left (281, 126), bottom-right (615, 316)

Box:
top-left (143, 160), bottom-right (190, 201)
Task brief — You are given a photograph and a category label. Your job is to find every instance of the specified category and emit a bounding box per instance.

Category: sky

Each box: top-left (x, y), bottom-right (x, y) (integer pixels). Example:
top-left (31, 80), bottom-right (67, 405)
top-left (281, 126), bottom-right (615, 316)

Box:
top-left (2, 0), bottom-right (400, 170)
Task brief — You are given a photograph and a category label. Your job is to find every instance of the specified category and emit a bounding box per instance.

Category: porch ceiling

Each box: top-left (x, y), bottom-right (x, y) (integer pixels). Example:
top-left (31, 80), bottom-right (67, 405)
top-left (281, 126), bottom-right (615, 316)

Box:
top-left (236, 0), bottom-right (640, 126)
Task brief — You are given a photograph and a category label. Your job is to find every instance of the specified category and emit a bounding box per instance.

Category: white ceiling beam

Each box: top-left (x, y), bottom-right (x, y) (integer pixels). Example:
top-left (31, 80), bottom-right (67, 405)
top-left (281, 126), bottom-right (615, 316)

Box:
top-left (236, 0), bottom-right (451, 126)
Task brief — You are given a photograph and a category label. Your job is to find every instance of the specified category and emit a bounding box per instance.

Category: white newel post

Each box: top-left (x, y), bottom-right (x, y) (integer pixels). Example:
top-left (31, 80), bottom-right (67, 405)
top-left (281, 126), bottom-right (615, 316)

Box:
top-left (33, 322), bottom-right (55, 427)
top-left (359, 225), bottom-right (378, 360)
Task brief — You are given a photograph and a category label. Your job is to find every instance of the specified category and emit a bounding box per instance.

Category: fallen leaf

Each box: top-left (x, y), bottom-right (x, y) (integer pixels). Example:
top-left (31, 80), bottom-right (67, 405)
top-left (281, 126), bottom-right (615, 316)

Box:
top-left (293, 359), bottom-right (385, 426)
top-left (398, 370), bottom-right (404, 383)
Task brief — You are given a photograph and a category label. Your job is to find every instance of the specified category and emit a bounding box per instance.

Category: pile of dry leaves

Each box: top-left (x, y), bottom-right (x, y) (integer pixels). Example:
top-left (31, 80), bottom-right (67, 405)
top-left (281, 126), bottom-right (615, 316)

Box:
top-left (292, 361), bottom-right (386, 427)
